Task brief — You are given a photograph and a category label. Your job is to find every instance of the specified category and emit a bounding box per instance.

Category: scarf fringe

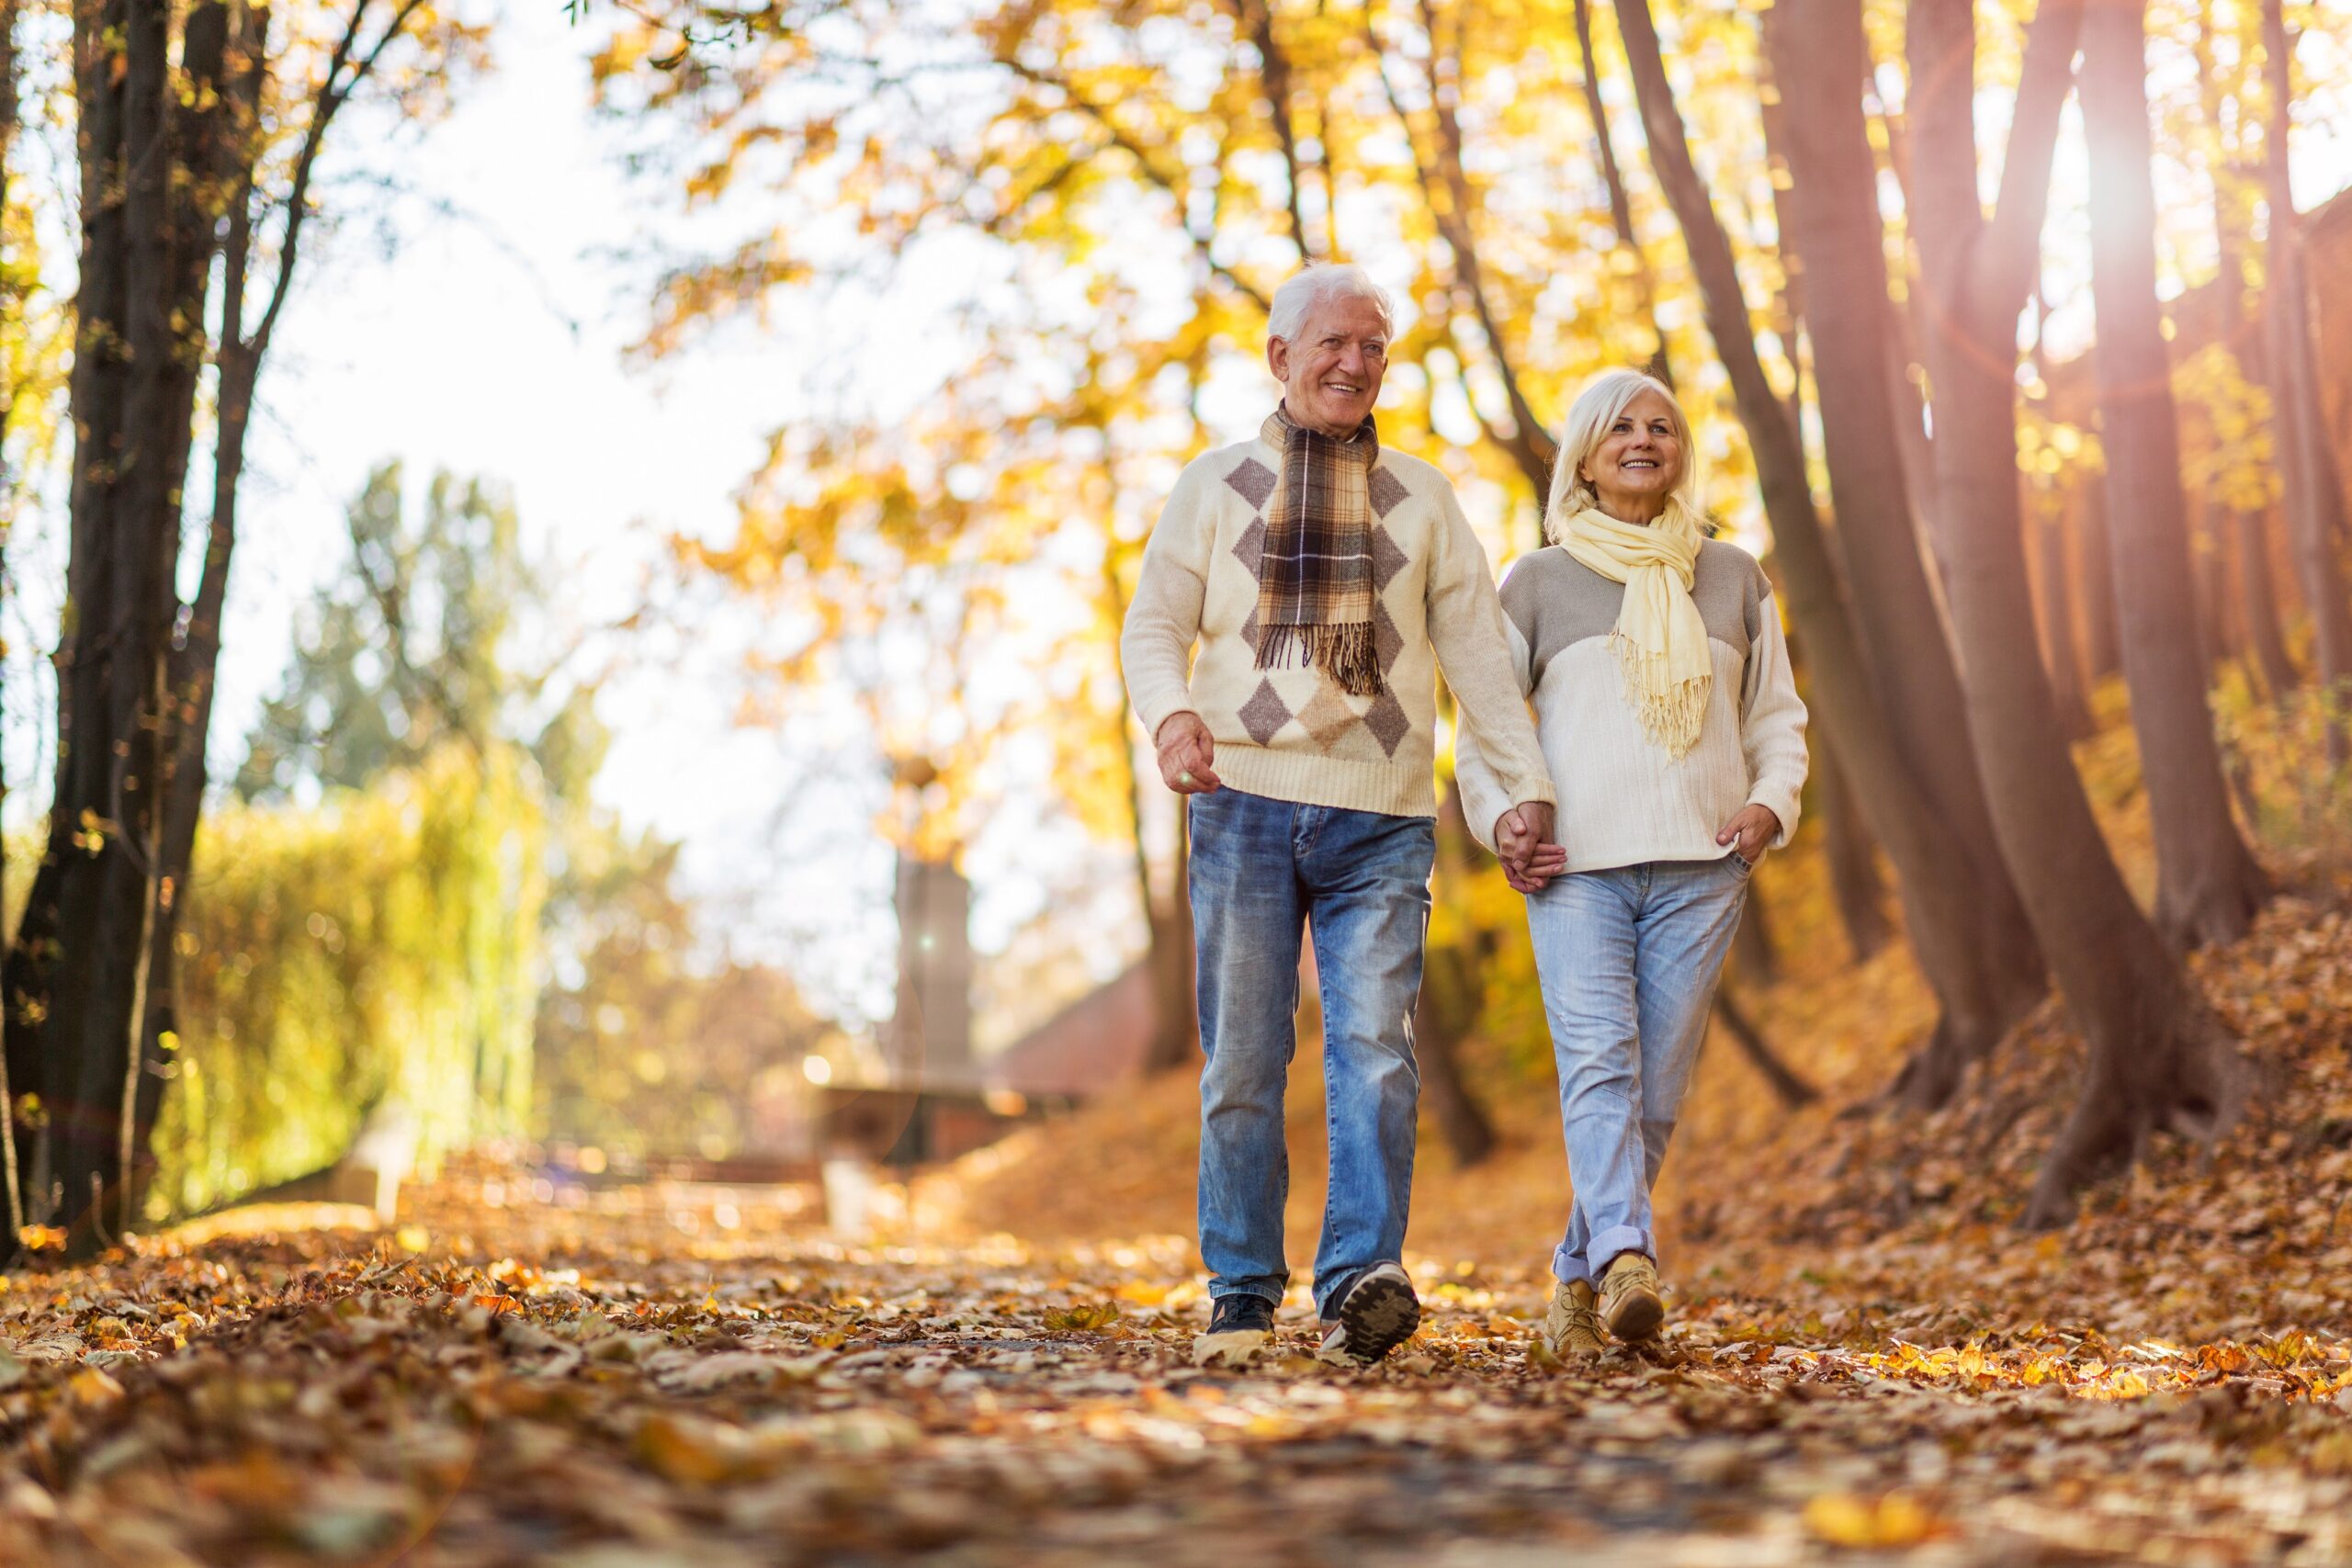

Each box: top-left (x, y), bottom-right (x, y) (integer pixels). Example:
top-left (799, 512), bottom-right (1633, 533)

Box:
top-left (1609, 630), bottom-right (1710, 760)
top-left (1257, 620), bottom-right (1384, 698)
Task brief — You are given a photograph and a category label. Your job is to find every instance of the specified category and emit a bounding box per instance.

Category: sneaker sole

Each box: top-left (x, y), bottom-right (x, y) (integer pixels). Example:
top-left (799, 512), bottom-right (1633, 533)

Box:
top-left (1338, 1271), bottom-right (1421, 1363)
top-left (1603, 1289), bottom-right (1664, 1342)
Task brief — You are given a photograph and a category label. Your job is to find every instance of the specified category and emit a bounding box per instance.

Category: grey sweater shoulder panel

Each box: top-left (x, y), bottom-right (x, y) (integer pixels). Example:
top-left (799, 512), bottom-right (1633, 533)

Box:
top-left (1499, 539), bottom-right (1764, 689)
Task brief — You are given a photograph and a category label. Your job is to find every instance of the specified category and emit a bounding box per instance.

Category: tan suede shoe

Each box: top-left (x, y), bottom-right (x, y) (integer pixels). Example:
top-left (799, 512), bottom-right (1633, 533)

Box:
top-left (1600, 1251), bottom-right (1664, 1342)
top-left (1544, 1279), bottom-right (1607, 1359)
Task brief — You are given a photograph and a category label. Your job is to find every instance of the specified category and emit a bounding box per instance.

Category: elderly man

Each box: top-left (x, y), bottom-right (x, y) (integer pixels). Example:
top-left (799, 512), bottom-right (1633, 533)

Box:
top-left (1121, 263), bottom-right (1558, 1365)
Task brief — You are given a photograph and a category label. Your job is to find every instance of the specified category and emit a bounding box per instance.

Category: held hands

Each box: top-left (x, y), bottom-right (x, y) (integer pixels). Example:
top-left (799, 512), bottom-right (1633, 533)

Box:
top-left (1494, 801), bottom-right (1567, 894)
top-left (1716, 804), bottom-right (1781, 863)
top-left (1155, 712), bottom-right (1222, 795)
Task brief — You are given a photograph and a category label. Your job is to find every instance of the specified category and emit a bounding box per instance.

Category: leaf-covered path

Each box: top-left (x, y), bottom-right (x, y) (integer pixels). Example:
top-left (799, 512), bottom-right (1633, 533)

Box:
top-left (3, 1189), bottom-right (2349, 1568)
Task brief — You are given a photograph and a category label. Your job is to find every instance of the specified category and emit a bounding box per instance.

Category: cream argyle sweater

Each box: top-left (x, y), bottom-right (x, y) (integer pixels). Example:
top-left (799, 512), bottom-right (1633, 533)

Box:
top-left (1121, 429), bottom-right (1555, 820)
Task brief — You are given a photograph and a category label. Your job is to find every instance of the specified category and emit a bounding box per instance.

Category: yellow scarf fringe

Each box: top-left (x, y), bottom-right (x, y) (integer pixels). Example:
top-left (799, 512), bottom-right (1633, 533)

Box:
top-left (1562, 505), bottom-right (1710, 760)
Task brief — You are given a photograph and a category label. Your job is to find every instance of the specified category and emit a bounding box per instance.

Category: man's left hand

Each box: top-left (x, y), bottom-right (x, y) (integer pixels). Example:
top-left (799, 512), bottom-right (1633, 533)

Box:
top-left (1715, 804), bottom-right (1781, 863)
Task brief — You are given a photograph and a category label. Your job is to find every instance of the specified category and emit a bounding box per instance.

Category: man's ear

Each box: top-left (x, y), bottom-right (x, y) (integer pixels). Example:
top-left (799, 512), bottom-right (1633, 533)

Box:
top-left (1266, 336), bottom-right (1289, 382)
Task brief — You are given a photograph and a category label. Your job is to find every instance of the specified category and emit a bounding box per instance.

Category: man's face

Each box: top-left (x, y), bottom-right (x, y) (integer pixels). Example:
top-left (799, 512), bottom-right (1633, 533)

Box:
top-left (1268, 293), bottom-right (1389, 436)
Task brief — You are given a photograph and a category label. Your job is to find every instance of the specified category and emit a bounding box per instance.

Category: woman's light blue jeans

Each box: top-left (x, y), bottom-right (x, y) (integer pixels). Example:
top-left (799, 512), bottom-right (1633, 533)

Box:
top-left (1527, 854), bottom-right (1750, 1286)
top-left (1188, 787), bottom-right (1435, 1319)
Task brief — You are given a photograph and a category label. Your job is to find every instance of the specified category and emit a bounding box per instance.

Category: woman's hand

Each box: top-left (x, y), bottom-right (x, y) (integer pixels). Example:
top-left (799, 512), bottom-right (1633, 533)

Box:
top-left (1715, 804), bottom-right (1781, 863)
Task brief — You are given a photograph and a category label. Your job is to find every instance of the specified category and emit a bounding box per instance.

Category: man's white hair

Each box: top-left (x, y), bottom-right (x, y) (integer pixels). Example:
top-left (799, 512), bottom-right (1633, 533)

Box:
top-left (1266, 263), bottom-right (1396, 344)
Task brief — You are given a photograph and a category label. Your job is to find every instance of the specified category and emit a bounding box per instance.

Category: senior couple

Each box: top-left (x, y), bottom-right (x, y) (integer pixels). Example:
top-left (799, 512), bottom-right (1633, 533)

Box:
top-left (1120, 263), bottom-right (1808, 1367)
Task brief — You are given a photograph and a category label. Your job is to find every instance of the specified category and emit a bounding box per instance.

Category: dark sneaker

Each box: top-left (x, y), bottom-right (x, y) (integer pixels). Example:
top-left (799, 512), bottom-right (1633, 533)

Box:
top-left (1193, 1293), bottom-right (1275, 1368)
top-left (1317, 1262), bottom-right (1420, 1365)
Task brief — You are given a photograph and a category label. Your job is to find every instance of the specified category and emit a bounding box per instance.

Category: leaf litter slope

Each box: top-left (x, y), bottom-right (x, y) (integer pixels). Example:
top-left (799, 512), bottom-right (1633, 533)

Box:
top-left (1, 893), bottom-right (2349, 1562)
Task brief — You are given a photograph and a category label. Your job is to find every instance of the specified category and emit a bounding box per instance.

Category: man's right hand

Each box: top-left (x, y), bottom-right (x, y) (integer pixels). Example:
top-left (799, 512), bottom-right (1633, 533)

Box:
top-left (1156, 713), bottom-right (1222, 795)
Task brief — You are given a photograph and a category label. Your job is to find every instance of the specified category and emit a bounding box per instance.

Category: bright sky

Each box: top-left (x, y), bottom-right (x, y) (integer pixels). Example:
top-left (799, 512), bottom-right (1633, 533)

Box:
top-left (9, 0), bottom-right (2344, 1053)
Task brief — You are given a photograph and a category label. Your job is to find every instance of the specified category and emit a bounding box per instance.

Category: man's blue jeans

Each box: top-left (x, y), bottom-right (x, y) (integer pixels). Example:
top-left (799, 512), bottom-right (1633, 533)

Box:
top-left (1188, 787), bottom-right (1435, 1318)
top-left (1526, 855), bottom-right (1750, 1286)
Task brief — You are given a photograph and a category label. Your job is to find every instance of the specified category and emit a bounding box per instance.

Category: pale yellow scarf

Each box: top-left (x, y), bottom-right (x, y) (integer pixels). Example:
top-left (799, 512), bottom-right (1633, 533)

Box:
top-left (1562, 505), bottom-right (1710, 759)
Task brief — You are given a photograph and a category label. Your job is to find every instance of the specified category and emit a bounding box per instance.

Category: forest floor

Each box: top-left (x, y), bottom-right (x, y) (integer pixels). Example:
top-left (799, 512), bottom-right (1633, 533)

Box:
top-left (5, 721), bottom-right (2352, 1563)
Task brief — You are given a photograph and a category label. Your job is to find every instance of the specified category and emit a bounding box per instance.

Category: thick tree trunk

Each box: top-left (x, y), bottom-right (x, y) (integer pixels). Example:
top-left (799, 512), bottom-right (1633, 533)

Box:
top-left (2262, 0), bottom-right (2352, 761)
top-left (2080, 0), bottom-right (2267, 950)
top-left (0, 0), bottom-right (22, 1246)
top-left (1815, 726), bottom-right (1892, 962)
top-left (1618, 0), bottom-right (2023, 1111)
top-left (1767, 0), bottom-right (2051, 1082)
top-left (1906, 0), bottom-right (2242, 1225)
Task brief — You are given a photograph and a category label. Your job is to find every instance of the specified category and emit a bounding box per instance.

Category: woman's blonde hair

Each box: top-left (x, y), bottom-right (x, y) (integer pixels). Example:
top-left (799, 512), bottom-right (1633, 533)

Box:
top-left (1542, 368), bottom-right (1709, 545)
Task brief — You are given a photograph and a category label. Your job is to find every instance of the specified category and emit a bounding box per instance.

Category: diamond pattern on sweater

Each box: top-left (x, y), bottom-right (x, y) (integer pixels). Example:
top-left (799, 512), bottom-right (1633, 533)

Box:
top-left (1226, 457), bottom-right (1277, 510)
top-left (1238, 680), bottom-right (1295, 745)
top-left (1238, 604), bottom-right (1261, 655)
top-left (1367, 465), bottom-right (1408, 518)
top-left (1296, 685), bottom-right (1363, 753)
top-left (1363, 691), bottom-right (1411, 758)
top-left (1372, 599), bottom-right (1402, 674)
top-left (1233, 518), bottom-right (1267, 581)
top-left (1369, 525), bottom-right (1407, 592)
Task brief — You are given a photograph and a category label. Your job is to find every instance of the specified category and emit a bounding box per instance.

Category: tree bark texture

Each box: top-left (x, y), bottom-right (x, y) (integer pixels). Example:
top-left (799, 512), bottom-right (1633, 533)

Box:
top-left (2261, 0), bottom-right (2352, 761)
top-left (1573, 0), bottom-right (1670, 385)
top-left (1905, 0), bottom-right (2242, 1225)
top-left (2079, 0), bottom-right (2267, 949)
top-left (1815, 725), bottom-right (1893, 962)
top-left (2075, 480), bottom-right (2121, 679)
top-left (2034, 502), bottom-right (2094, 738)
top-left (1765, 0), bottom-right (2051, 1075)
top-left (1618, 0), bottom-right (2027, 1113)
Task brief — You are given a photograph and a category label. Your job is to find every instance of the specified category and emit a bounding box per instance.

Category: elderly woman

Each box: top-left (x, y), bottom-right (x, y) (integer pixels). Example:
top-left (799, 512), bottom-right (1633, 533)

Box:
top-left (1457, 368), bottom-right (1807, 1358)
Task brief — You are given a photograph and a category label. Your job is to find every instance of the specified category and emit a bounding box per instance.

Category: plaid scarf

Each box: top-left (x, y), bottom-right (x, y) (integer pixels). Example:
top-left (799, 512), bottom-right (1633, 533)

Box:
top-left (1253, 405), bottom-right (1385, 697)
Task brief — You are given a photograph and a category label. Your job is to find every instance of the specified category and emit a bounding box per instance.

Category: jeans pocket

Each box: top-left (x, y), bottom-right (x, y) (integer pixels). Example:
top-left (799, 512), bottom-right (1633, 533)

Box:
top-left (1726, 850), bottom-right (1754, 878)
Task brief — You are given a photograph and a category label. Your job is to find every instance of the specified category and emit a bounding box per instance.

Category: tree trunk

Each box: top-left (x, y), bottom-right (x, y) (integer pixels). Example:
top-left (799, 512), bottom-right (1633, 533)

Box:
top-left (2076, 480), bottom-right (2121, 680)
top-left (2080, 0), bottom-right (2267, 950)
top-left (1412, 776), bottom-right (1496, 1166)
top-left (1710, 987), bottom-right (1817, 1109)
top-left (1906, 0), bottom-right (2243, 1225)
top-left (0, 0), bottom-right (22, 1247)
top-left (1815, 725), bottom-right (1892, 961)
top-left (1618, 0), bottom-right (2023, 1111)
top-left (1573, 0), bottom-right (1670, 385)
top-left (2034, 502), bottom-right (2094, 738)
top-left (2262, 0), bottom-right (2352, 761)
top-left (1765, 0), bottom-right (2051, 1096)
top-left (2236, 507), bottom-right (2298, 700)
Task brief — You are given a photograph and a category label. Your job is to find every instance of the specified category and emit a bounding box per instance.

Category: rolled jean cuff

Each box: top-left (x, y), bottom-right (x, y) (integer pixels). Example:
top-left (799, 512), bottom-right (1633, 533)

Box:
top-left (1210, 1277), bottom-right (1288, 1308)
top-left (1554, 1224), bottom-right (1653, 1285)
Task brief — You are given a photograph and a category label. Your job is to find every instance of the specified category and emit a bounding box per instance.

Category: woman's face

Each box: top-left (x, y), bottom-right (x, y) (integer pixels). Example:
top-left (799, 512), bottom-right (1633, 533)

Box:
top-left (1579, 388), bottom-right (1684, 515)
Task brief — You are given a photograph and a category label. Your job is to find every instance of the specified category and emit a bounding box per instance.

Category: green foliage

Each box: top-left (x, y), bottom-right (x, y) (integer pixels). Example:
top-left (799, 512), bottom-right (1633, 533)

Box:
top-left (531, 829), bottom-right (834, 1164)
top-left (237, 463), bottom-right (550, 802)
top-left (145, 743), bottom-right (548, 1221)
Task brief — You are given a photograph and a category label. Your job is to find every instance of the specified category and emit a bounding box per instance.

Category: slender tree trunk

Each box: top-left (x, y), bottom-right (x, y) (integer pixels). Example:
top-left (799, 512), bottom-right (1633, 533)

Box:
top-left (1573, 0), bottom-right (1670, 385)
top-left (1766, 0), bottom-right (2051, 1081)
top-left (1413, 775), bottom-right (1496, 1166)
top-left (2080, 0), bottom-right (2267, 949)
top-left (1907, 0), bottom-right (2243, 1225)
top-left (1618, 0), bottom-right (2024, 1111)
top-left (1815, 726), bottom-right (1892, 961)
top-left (2262, 0), bottom-right (2352, 760)
top-left (2034, 501), bottom-right (2094, 738)
top-left (0, 0), bottom-right (23, 1247)
top-left (2076, 481), bottom-right (2121, 681)
top-left (1710, 987), bottom-right (1817, 1109)
top-left (2237, 508), bottom-right (2298, 700)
